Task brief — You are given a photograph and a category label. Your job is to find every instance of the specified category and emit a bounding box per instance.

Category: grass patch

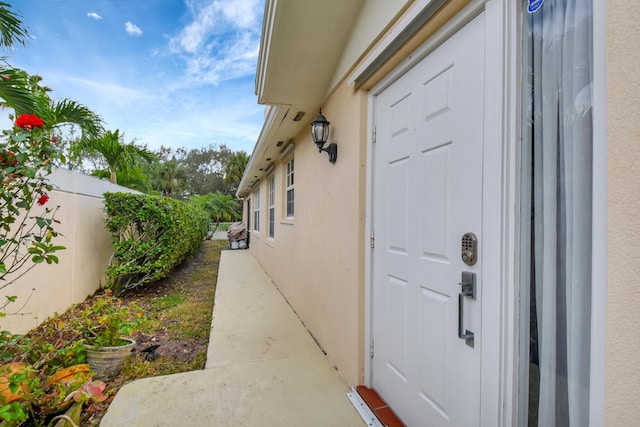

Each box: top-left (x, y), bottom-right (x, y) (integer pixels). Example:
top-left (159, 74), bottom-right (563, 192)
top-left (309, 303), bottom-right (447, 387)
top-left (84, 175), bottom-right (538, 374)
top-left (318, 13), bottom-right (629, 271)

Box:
top-left (17, 240), bottom-right (229, 425)
top-left (132, 240), bottom-right (223, 342)
top-left (151, 293), bottom-right (187, 310)
top-left (121, 351), bottom-right (208, 379)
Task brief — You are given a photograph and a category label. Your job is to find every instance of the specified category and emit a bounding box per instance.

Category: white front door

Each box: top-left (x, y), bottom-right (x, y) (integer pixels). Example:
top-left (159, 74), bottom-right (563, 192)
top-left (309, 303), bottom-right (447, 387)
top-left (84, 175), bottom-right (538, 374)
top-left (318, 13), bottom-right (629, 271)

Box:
top-left (371, 13), bottom-right (488, 427)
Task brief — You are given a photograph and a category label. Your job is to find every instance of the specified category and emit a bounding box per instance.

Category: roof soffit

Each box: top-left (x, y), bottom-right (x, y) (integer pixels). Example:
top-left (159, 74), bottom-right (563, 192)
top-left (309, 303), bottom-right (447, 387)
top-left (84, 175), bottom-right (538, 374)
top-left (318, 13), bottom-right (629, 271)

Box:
top-left (256, 0), bottom-right (363, 106)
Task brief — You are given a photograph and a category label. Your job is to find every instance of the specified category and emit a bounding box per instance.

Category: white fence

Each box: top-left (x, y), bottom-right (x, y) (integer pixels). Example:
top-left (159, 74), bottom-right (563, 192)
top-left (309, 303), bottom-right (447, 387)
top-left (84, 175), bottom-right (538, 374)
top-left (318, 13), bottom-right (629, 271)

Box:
top-left (208, 222), bottom-right (233, 240)
top-left (1, 168), bottom-right (137, 334)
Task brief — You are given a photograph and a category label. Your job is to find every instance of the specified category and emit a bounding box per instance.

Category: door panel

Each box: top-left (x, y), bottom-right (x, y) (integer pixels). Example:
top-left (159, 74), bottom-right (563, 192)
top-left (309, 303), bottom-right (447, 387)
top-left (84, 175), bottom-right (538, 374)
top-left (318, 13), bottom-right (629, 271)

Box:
top-left (372, 13), bottom-right (485, 427)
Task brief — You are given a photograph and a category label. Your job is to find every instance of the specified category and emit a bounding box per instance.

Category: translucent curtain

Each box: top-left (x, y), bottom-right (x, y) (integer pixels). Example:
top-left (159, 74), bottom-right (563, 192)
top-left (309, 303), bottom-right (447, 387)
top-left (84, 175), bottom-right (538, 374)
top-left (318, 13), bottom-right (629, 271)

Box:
top-left (519, 0), bottom-right (593, 425)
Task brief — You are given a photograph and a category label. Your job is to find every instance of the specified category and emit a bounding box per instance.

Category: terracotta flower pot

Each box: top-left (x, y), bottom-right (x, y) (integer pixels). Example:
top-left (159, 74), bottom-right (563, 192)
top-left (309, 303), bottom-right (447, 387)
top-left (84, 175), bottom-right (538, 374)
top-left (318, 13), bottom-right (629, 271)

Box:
top-left (0, 362), bottom-right (33, 404)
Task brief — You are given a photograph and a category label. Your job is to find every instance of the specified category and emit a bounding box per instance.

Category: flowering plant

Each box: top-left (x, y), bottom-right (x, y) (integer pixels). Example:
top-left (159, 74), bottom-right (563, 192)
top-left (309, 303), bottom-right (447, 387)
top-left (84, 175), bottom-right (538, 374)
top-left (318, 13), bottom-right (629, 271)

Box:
top-left (68, 291), bottom-right (145, 347)
top-left (0, 113), bottom-right (66, 310)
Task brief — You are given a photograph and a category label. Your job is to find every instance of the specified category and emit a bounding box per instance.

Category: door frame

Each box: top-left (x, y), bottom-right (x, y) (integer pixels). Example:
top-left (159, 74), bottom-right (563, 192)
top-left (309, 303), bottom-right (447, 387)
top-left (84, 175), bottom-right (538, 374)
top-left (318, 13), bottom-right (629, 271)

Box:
top-left (363, 1), bottom-right (519, 425)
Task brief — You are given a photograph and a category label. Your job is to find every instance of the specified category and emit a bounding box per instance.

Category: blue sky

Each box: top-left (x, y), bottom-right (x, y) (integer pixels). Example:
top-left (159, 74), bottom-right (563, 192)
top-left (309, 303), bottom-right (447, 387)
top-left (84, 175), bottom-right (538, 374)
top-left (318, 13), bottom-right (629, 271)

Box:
top-left (4, 0), bottom-right (266, 154)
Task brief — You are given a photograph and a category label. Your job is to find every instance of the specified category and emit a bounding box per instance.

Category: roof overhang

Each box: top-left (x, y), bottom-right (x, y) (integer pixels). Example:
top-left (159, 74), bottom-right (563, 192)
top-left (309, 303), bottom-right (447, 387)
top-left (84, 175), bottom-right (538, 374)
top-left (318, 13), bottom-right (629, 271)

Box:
top-left (237, 0), bottom-right (362, 198)
top-left (255, 0), bottom-right (363, 106)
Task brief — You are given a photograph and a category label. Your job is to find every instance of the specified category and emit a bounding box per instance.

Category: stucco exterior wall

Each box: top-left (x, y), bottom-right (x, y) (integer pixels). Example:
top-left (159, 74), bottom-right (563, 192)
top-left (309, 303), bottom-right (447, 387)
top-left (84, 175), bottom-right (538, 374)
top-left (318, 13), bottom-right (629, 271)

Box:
top-left (1, 168), bottom-right (136, 334)
top-left (606, 1), bottom-right (640, 425)
top-left (247, 84), bottom-right (368, 386)
top-left (330, 0), bottom-right (410, 90)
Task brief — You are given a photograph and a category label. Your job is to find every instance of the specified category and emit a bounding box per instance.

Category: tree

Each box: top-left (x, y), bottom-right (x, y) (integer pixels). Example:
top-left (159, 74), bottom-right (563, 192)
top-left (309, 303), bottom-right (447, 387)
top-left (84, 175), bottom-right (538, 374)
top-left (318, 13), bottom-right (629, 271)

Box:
top-left (150, 158), bottom-right (186, 198)
top-left (223, 150), bottom-right (249, 195)
top-left (74, 129), bottom-right (157, 186)
top-left (189, 192), bottom-right (240, 229)
top-left (179, 144), bottom-right (232, 196)
top-left (0, 5), bottom-right (103, 144)
top-left (0, 69), bottom-right (103, 143)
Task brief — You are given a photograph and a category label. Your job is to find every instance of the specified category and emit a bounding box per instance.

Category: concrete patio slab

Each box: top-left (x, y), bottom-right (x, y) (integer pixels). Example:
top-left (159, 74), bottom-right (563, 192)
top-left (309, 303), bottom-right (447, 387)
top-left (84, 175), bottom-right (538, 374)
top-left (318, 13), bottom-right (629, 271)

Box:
top-left (100, 249), bottom-right (364, 426)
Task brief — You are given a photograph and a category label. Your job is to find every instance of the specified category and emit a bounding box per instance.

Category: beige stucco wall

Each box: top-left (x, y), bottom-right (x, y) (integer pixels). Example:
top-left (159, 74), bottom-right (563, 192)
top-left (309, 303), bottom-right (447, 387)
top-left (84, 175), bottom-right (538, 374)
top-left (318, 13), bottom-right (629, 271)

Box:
top-left (330, 0), bottom-right (411, 90)
top-left (247, 83), bottom-right (368, 386)
top-left (250, 1), bottom-right (639, 420)
top-left (1, 168), bottom-right (136, 334)
top-left (606, 1), bottom-right (640, 425)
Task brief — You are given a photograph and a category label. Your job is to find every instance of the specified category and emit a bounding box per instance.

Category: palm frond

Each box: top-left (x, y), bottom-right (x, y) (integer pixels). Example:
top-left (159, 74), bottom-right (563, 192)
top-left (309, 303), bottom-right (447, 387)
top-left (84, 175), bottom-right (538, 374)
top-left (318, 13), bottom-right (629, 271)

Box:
top-left (0, 2), bottom-right (30, 50)
top-left (42, 98), bottom-right (104, 139)
top-left (0, 67), bottom-right (37, 115)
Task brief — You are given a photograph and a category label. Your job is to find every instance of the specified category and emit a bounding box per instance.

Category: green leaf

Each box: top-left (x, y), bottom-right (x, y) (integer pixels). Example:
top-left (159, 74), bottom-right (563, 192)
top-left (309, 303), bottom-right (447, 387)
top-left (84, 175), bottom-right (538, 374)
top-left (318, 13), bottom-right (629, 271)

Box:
top-left (24, 167), bottom-right (36, 178)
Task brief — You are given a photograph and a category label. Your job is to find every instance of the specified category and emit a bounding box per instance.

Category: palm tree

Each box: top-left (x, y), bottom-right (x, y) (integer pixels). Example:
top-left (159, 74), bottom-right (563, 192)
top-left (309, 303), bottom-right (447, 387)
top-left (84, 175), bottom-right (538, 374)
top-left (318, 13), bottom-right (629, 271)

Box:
top-left (75, 129), bottom-right (157, 185)
top-left (189, 192), bottom-right (240, 230)
top-left (150, 159), bottom-right (186, 198)
top-left (108, 166), bottom-right (152, 193)
top-left (223, 151), bottom-right (249, 194)
top-left (0, 69), bottom-right (103, 141)
top-left (0, 4), bottom-right (103, 140)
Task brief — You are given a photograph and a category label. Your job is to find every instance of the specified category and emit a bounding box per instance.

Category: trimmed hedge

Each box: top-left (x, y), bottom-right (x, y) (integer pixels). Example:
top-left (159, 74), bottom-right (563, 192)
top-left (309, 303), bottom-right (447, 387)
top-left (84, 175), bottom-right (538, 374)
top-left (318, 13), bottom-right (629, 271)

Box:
top-left (103, 192), bottom-right (209, 295)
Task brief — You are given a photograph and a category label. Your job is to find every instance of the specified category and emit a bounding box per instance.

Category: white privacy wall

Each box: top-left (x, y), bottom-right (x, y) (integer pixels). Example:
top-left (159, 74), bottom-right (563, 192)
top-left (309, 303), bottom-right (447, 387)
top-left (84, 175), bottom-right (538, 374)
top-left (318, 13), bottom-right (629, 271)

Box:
top-left (1, 168), bottom-right (137, 334)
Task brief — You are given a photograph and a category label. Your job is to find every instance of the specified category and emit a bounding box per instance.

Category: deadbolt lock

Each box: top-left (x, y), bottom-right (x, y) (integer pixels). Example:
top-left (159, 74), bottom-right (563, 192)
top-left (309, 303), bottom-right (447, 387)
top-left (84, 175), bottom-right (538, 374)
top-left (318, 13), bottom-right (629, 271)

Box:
top-left (461, 233), bottom-right (478, 266)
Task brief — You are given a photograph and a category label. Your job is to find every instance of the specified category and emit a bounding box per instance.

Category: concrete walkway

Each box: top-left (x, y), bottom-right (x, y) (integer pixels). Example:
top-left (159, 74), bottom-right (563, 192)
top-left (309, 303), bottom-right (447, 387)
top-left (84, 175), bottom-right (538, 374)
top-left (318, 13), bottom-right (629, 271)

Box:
top-left (100, 250), bottom-right (364, 426)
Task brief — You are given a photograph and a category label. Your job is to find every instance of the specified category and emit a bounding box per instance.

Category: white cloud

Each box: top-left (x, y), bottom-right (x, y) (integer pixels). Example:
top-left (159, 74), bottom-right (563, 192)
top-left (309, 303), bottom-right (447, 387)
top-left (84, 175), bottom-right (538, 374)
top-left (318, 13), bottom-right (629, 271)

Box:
top-left (64, 77), bottom-right (153, 101)
top-left (165, 0), bottom-right (262, 86)
top-left (124, 21), bottom-right (143, 36)
top-left (218, 0), bottom-right (260, 29)
top-left (87, 12), bottom-right (102, 20)
top-left (181, 32), bottom-right (258, 85)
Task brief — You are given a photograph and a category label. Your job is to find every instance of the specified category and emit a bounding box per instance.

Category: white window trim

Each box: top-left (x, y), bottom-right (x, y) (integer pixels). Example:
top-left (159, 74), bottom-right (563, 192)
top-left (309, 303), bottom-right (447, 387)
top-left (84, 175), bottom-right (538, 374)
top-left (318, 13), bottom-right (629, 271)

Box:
top-left (268, 174), bottom-right (275, 239)
top-left (253, 188), bottom-right (260, 233)
top-left (285, 157), bottom-right (294, 219)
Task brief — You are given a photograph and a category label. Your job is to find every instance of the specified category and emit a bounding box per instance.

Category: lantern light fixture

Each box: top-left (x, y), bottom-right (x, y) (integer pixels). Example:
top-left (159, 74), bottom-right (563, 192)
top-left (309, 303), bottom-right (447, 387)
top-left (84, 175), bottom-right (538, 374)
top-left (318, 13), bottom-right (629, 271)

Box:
top-left (310, 109), bottom-right (337, 163)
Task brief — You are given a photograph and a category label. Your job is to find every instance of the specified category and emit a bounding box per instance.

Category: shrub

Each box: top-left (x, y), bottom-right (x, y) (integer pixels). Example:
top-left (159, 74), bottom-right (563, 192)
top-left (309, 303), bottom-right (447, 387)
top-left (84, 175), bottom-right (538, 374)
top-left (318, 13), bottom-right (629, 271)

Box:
top-left (103, 192), bottom-right (209, 295)
top-left (0, 114), bottom-right (66, 311)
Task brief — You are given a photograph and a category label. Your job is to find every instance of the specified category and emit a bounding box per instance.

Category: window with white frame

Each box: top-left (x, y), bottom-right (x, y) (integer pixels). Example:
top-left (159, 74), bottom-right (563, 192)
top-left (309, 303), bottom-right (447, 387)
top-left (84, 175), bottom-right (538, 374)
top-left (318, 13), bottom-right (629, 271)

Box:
top-left (285, 158), bottom-right (294, 218)
top-left (253, 188), bottom-right (260, 232)
top-left (268, 175), bottom-right (275, 238)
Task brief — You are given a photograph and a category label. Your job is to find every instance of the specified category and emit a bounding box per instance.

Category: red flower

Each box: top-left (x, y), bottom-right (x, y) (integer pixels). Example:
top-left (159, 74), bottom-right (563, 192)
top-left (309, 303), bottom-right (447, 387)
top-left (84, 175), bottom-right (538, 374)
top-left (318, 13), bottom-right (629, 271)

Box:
top-left (16, 114), bottom-right (44, 130)
top-left (37, 194), bottom-right (49, 206)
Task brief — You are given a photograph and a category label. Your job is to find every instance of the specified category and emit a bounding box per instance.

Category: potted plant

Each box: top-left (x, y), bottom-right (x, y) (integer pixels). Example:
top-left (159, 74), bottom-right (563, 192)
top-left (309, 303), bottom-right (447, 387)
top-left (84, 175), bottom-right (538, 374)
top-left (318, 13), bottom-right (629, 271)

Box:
top-left (70, 292), bottom-right (145, 380)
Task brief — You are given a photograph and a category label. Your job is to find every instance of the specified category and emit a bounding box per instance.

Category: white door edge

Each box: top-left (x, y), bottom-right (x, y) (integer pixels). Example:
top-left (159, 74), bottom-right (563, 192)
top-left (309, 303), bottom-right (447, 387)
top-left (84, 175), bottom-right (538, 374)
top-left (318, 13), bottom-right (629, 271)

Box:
top-left (478, 0), bottom-right (519, 426)
top-left (363, 1), bottom-right (518, 426)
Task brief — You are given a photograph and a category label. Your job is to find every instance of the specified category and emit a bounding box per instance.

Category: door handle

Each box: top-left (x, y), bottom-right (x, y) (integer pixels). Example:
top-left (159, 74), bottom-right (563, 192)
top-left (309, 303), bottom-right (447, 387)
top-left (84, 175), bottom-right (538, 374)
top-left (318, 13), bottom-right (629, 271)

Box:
top-left (458, 271), bottom-right (476, 348)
